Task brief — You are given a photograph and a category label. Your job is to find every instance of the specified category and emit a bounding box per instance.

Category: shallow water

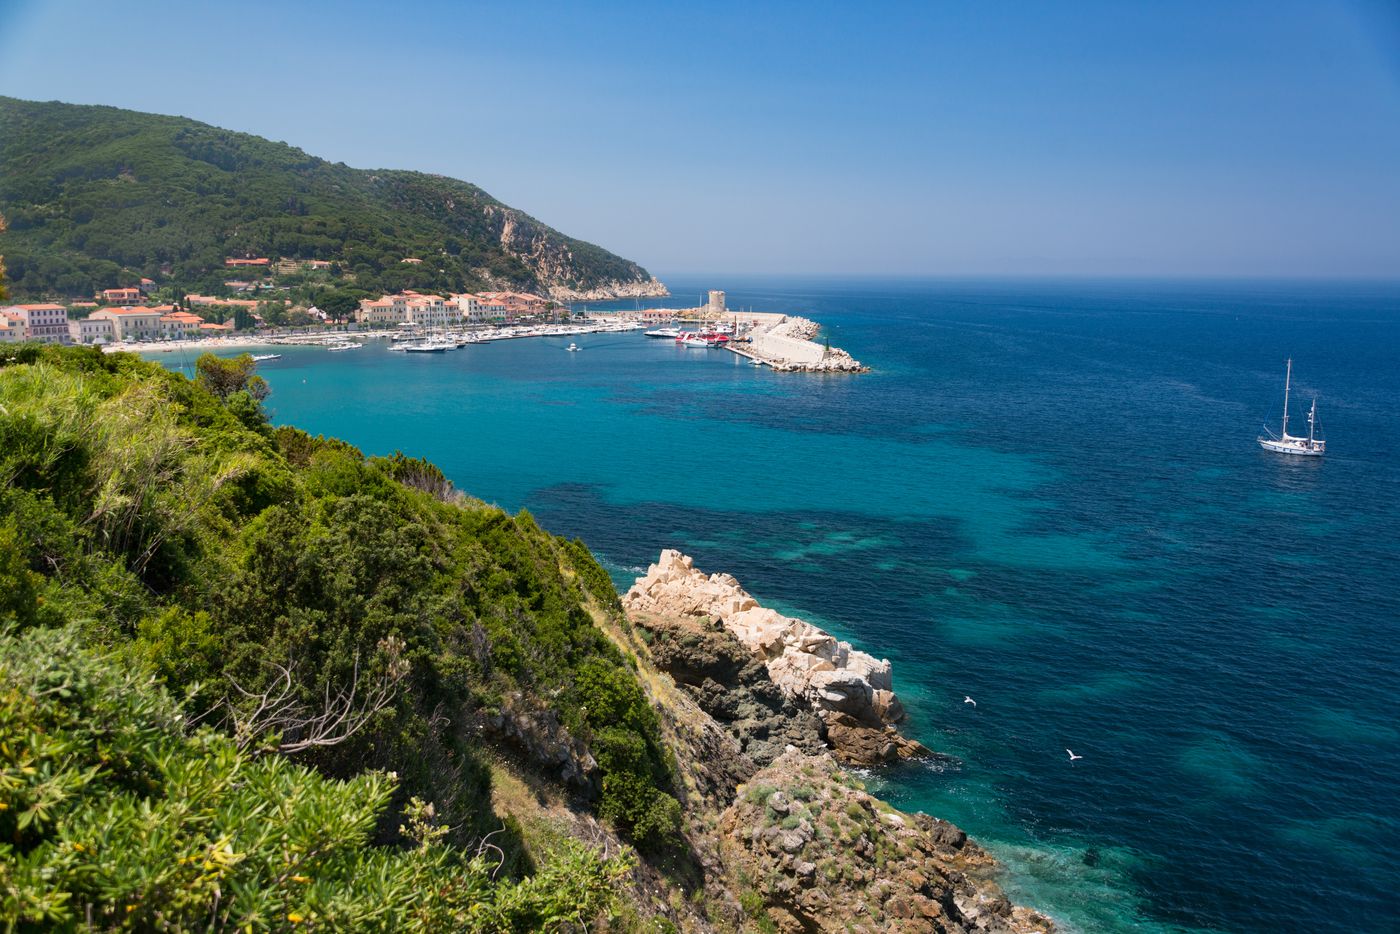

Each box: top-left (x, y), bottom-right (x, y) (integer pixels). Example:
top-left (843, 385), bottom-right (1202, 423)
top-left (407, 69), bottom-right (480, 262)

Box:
top-left (159, 277), bottom-right (1400, 932)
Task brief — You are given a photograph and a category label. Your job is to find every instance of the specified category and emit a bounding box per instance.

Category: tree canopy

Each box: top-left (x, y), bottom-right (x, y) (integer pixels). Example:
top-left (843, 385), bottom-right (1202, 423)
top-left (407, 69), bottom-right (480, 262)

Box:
top-left (0, 96), bottom-right (658, 302)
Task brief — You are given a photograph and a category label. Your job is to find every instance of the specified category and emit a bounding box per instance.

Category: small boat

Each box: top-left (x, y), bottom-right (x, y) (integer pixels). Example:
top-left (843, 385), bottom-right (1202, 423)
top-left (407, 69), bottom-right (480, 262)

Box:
top-left (401, 342), bottom-right (447, 354)
top-left (567, 343), bottom-right (580, 352)
top-left (251, 353), bottom-right (282, 362)
top-left (327, 342), bottom-right (362, 352)
top-left (645, 327), bottom-right (681, 338)
top-left (1258, 358), bottom-right (1325, 456)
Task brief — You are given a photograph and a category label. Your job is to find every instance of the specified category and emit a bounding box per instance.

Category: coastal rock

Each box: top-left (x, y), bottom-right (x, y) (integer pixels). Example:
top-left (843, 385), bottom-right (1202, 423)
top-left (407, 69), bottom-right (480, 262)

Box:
top-left (624, 550), bottom-right (926, 765)
top-left (631, 609), bottom-right (829, 767)
top-left (718, 750), bottom-right (1056, 934)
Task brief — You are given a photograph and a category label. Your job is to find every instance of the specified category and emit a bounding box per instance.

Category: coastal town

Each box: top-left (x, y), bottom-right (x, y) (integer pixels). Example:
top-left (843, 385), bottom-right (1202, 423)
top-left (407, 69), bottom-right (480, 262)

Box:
top-left (1, 268), bottom-right (867, 372)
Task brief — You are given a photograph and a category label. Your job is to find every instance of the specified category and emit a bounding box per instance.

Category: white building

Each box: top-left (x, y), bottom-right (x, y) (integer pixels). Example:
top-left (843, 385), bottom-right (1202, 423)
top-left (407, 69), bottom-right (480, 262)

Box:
top-left (1, 304), bottom-right (71, 344)
top-left (357, 292), bottom-right (462, 328)
top-left (69, 316), bottom-right (116, 344)
top-left (87, 307), bottom-right (164, 342)
top-left (0, 314), bottom-right (24, 343)
top-left (449, 293), bottom-right (485, 324)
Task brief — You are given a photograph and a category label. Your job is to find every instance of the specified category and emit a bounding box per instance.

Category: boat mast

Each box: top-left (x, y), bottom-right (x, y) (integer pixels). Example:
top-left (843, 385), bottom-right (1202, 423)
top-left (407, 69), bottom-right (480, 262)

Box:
top-left (1308, 398), bottom-right (1317, 447)
top-left (1281, 358), bottom-right (1292, 439)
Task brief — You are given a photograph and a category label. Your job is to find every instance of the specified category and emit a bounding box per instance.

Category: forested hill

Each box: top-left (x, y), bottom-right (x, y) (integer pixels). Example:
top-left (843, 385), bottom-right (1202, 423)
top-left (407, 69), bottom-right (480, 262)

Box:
top-left (0, 96), bottom-right (667, 302)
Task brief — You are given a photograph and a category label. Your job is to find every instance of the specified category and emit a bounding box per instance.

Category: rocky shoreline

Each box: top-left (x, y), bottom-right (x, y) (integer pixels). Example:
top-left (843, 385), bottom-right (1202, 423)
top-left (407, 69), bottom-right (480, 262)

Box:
top-left (620, 550), bottom-right (1054, 933)
top-left (624, 551), bottom-right (925, 765)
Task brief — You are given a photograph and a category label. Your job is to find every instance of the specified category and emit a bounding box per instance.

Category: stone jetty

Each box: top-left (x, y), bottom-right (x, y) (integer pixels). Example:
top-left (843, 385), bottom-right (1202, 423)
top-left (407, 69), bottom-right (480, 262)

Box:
top-left (624, 550), bottom-right (924, 764)
top-left (738, 315), bottom-right (868, 373)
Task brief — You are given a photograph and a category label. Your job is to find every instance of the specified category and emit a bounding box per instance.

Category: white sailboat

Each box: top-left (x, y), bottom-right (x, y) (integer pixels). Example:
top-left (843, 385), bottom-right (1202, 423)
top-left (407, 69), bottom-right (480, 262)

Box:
top-left (1258, 358), bottom-right (1324, 457)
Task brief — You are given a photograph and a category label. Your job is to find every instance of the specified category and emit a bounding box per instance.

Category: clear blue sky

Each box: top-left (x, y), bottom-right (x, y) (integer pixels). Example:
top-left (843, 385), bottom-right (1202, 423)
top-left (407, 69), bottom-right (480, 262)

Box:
top-left (3, 0), bottom-right (1399, 277)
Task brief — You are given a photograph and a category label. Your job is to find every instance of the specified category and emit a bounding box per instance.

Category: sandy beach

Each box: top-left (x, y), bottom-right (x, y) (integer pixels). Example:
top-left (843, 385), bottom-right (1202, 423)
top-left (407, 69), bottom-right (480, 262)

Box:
top-left (103, 335), bottom-right (283, 354)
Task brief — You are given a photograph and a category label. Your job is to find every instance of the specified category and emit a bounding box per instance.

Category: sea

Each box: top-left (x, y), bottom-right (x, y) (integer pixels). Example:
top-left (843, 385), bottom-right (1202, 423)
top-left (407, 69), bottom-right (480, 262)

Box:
top-left (154, 277), bottom-right (1400, 933)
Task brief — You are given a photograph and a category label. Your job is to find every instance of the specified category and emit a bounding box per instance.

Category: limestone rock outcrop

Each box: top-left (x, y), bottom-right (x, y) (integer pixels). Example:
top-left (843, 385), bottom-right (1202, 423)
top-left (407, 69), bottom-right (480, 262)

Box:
top-left (624, 551), bottom-right (925, 764)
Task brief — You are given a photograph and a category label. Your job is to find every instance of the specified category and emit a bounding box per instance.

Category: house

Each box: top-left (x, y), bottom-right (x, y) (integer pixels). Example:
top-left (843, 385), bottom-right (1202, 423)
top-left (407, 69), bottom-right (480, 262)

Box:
top-left (401, 257), bottom-right (423, 265)
top-left (0, 313), bottom-right (24, 343)
top-left (474, 291), bottom-right (550, 321)
top-left (355, 292), bottom-right (461, 328)
top-left (86, 306), bottom-right (164, 342)
top-left (160, 310), bottom-right (205, 340)
top-left (226, 280), bottom-right (256, 293)
top-left (1, 304), bottom-right (71, 343)
top-left (199, 321), bottom-right (233, 334)
top-left (99, 287), bottom-right (142, 305)
top-left (225, 257), bottom-right (271, 268)
top-left (449, 293), bottom-right (486, 324)
top-left (139, 278), bottom-right (156, 293)
top-left (69, 316), bottom-right (116, 344)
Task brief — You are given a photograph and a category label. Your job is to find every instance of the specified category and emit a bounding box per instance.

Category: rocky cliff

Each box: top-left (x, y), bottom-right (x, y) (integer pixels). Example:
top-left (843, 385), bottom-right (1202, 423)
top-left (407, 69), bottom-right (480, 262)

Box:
top-left (624, 551), bottom-right (926, 765)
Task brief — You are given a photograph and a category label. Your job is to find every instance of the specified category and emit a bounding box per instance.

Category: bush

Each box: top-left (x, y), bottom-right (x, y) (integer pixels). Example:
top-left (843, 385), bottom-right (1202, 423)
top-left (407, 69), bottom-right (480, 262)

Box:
top-left (0, 625), bottom-right (632, 932)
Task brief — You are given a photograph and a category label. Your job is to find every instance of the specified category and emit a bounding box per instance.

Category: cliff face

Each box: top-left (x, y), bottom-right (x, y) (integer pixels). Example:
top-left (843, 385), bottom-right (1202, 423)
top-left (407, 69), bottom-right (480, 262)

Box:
top-left (483, 203), bottom-right (669, 301)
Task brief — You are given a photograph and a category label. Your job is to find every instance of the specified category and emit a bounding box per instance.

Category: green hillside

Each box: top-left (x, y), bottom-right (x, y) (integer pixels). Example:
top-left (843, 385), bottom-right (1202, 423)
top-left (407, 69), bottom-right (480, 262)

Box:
top-left (0, 344), bottom-right (680, 929)
top-left (0, 97), bottom-right (663, 302)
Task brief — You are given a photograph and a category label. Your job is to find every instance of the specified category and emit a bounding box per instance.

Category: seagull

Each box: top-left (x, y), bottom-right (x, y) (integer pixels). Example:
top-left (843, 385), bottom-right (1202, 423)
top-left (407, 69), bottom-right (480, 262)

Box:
top-left (964, 696), bottom-right (977, 707)
top-left (1066, 749), bottom-right (1083, 762)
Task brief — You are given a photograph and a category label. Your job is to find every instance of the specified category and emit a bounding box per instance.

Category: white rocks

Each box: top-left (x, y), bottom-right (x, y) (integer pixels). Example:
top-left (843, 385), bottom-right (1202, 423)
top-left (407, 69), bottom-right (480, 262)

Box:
top-left (624, 550), bottom-right (904, 726)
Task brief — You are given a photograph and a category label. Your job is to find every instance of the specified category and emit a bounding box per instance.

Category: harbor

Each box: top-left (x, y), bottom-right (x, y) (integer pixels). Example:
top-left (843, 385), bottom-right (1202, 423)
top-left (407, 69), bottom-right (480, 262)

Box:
top-left (111, 287), bottom-right (868, 373)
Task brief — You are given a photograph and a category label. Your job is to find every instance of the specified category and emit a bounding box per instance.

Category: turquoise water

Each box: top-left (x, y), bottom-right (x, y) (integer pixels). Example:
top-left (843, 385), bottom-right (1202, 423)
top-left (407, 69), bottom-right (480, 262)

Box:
top-left (159, 277), bottom-right (1400, 932)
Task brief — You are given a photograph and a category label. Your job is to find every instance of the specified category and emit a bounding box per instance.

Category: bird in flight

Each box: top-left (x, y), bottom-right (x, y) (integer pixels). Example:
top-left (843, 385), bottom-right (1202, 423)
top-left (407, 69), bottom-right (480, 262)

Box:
top-left (1066, 749), bottom-right (1083, 762)
top-left (964, 696), bottom-right (977, 707)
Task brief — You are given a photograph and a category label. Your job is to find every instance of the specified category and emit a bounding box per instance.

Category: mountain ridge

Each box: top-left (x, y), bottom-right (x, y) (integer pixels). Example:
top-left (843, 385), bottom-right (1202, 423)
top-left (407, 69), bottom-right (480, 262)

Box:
top-left (0, 96), bottom-right (668, 302)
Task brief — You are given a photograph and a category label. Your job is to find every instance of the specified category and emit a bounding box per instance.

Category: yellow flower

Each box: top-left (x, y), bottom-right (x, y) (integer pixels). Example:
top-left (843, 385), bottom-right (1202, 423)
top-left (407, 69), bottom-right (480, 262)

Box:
top-left (0, 802), bottom-right (9, 811)
top-left (291, 875), bottom-right (311, 884)
top-left (125, 905), bottom-right (137, 913)
top-left (72, 843), bottom-right (86, 853)
top-left (287, 913), bottom-right (305, 924)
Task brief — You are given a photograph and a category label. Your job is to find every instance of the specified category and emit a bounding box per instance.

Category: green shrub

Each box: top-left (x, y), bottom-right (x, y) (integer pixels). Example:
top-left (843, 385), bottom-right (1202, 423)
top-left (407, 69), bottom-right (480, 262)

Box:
top-left (0, 625), bottom-right (632, 932)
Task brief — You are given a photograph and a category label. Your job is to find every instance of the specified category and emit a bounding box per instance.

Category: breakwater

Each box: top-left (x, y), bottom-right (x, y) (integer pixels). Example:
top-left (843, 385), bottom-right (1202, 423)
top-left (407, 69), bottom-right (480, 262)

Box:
top-left (731, 315), bottom-right (867, 372)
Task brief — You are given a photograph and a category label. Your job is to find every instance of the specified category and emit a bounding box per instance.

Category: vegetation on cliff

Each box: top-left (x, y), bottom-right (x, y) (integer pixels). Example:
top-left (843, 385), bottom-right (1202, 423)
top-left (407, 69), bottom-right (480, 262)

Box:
top-left (0, 96), bottom-right (659, 301)
top-left (0, 344), bottom-right (679, 928)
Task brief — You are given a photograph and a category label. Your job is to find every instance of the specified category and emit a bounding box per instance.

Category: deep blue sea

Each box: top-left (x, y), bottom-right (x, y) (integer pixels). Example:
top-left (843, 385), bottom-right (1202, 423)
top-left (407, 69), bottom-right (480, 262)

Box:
top-left (157, 277), bottom-right (1400, 933)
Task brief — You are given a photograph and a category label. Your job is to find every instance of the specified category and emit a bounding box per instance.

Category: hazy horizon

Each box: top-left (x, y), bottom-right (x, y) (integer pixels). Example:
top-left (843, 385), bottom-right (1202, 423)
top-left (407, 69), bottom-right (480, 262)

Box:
top-left (3, 0), bottom-right (1399, 279)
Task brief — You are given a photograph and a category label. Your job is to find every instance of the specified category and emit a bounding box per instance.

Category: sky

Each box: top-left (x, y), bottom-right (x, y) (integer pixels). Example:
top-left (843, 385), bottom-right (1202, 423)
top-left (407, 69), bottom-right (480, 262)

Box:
top-left (2, 0), bottom-right (1399, 278)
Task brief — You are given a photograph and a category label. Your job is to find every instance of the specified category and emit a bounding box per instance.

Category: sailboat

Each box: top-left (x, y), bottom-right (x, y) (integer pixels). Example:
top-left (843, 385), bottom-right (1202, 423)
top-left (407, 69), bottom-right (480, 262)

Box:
top-left (1258, 358), bottom-right (1325, 456)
